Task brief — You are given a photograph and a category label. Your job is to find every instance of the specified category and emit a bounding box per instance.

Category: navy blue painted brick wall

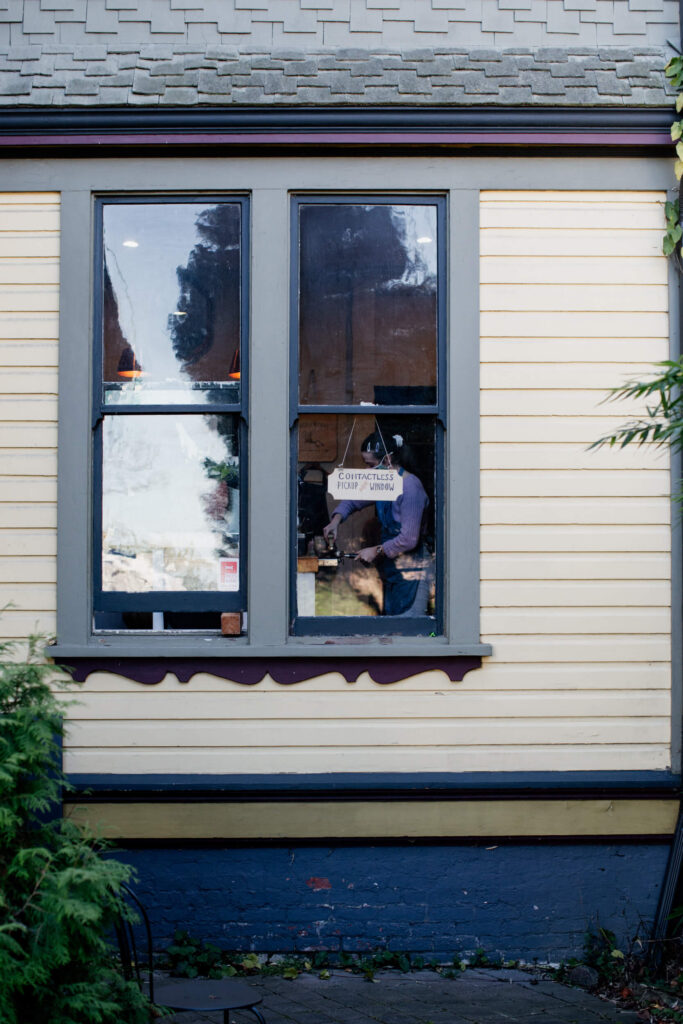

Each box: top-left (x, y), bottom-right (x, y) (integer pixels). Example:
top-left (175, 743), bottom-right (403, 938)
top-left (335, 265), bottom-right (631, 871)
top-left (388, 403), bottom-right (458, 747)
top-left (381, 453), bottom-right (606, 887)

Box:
top-left (117, 842), bottom-right (670, 962)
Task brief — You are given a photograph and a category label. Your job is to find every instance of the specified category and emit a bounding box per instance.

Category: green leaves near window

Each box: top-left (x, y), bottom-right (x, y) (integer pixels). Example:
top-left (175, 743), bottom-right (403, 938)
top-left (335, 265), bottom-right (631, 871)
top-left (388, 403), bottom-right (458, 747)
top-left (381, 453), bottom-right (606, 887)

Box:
top-left (663, 200), bottom-right (681, 257)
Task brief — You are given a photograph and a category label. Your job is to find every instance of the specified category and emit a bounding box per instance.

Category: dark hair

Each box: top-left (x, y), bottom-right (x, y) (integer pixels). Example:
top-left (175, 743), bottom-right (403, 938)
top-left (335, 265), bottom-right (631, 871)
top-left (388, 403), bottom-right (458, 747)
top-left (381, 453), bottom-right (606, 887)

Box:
top-left (360, 430), bottom-right (417, 473)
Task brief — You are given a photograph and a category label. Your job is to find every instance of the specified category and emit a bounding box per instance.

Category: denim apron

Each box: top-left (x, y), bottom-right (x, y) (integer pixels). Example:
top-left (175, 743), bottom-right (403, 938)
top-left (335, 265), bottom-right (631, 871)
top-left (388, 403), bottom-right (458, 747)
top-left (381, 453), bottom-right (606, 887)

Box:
top-left (376, 484), bottom-right (420, 616)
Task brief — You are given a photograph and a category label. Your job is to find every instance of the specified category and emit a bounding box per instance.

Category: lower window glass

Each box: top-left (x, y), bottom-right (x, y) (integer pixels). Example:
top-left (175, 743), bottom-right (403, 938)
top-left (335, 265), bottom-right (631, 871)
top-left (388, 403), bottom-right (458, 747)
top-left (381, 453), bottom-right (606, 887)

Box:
top-left (95, 413), bottom-right (242, 626)
top-left (295, 414), bottom-right (438, 628)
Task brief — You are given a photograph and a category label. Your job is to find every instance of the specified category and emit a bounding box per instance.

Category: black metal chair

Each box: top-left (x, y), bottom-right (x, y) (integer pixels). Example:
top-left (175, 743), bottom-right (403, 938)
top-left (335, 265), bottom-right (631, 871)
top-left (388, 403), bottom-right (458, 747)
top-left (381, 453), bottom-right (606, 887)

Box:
top-left (115, 884), bottom-right (266, 1024)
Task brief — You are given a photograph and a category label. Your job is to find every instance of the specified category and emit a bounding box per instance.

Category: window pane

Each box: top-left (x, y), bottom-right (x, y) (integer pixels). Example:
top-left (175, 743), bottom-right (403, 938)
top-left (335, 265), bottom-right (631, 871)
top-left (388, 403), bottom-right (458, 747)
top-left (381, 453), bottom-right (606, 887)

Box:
top-left (101, 414), bottom-right (240, 594)
top-left (102, 202), bottom-right (242, 406)
top-left (298, 204), bottom-right (438, 406)
top-left (296, 414), bottom-right (437, 621)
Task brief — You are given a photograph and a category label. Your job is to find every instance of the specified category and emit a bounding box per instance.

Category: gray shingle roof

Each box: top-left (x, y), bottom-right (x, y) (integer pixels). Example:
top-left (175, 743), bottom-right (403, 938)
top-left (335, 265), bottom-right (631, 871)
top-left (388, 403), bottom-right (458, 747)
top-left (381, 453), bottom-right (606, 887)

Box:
top-left (0, 45), bottom-right (675, 106)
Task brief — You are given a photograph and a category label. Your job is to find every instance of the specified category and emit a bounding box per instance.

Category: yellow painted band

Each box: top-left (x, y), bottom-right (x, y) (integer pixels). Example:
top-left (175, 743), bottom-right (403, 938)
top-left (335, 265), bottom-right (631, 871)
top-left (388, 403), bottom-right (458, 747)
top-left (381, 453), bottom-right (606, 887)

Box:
top-left (63, 798), bottom-right (680, 841)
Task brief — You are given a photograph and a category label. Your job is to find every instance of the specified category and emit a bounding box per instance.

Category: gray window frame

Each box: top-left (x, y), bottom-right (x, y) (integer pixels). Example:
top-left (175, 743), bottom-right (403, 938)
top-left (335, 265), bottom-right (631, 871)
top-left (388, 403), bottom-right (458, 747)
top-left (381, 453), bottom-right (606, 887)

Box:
top-left (11, 153), bottom-right (666, 663)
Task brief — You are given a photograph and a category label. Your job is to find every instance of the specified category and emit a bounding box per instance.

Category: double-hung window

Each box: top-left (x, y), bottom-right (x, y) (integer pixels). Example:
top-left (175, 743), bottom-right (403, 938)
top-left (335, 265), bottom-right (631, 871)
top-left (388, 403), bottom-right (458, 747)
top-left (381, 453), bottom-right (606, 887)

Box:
top-left (93, 197), bottom-right (248, 633)
top-left (291, 196), bottom-right (446, 636)
top-left (48, 164), bottom-right (487, 661)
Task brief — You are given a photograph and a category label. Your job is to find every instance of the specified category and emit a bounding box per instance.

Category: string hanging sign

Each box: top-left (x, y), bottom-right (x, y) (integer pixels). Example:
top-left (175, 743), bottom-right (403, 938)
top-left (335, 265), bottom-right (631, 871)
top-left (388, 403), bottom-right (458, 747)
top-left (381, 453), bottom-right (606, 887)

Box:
top-left (327, 418), bottom-right (404, 500)
top-left (328, 466), bottom-right (403, 500)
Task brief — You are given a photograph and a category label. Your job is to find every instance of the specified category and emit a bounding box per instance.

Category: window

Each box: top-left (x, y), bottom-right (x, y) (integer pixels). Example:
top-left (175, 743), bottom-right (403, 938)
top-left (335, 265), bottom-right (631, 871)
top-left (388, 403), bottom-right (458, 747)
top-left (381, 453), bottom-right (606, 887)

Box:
top-left (291, 197), bottom-right (446, 636)
top-left (47, 160), bottom-right (488, 661)
top-left (93, 197), bottom-right (248, 633)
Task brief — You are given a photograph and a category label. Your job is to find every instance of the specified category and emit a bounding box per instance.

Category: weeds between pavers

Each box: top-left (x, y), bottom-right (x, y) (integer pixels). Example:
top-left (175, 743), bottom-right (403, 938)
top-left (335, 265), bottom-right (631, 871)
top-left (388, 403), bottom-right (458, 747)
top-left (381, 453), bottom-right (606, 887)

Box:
top-left (158, 930), bottom-right (515, 983)
top-left (547, 924), bottom-right (683, 1023)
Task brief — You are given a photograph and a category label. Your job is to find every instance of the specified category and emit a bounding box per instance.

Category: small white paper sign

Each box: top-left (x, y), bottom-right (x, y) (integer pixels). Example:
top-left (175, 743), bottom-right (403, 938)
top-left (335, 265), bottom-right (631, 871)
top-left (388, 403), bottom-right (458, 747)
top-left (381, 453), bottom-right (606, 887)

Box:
top-left (328, 467), bottom-right (403, 501)
top-left (218, 558), bottom-right (239, 591)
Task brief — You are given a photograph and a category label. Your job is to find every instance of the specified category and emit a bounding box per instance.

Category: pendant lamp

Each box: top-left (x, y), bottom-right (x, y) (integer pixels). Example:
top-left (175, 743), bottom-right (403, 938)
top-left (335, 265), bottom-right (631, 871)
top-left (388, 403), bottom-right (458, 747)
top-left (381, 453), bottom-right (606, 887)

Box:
top-left (228, 346), bottom-right (240, 380)
top-left (117, 344), bottom-right (143, 379)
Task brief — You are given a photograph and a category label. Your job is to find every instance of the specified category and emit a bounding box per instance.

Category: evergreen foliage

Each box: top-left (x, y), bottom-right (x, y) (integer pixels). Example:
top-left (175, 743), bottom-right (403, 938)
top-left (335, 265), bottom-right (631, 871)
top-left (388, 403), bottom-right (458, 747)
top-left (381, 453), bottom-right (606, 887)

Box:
top-left (0, 636), bottom-right (151, 1024)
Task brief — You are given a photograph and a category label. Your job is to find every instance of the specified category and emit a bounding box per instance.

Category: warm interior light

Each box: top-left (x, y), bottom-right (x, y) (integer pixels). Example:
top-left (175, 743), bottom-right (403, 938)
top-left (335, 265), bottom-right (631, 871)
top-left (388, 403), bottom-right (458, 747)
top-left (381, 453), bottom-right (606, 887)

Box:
top-left (228, 346), bottom-right (241, 380)
top-left (117, 344), bottom-right (143, 379)
top-left (122, 240), bottom-right (139, 248)
top-left (172, 311), bottom-right (187, 317)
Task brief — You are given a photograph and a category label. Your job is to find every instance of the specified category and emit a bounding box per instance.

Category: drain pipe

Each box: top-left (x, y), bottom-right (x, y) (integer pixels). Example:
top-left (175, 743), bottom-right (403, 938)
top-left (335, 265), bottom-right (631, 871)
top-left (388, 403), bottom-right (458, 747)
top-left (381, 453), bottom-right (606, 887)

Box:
top-left (649, 0), bottom-right (683, 959)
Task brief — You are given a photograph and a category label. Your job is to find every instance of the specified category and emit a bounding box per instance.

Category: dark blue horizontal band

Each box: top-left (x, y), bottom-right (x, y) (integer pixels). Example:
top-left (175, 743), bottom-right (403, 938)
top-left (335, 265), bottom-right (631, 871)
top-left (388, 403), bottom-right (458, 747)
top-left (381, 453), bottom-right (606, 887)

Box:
top-left (66, 770), bottom-right (682, 800)
top-left (0, 105), bottom-right (674, 135)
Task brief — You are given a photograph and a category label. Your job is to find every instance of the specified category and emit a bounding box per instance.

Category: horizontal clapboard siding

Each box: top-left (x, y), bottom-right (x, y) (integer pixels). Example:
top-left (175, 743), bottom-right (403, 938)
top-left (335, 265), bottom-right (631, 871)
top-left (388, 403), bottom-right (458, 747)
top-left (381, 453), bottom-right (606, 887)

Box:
top-left (0, 194), bottom-right (59, 645)
top-left (58, 189), bottom-right (674, 780)
top-left (478, 190), bottom-right (671, 772)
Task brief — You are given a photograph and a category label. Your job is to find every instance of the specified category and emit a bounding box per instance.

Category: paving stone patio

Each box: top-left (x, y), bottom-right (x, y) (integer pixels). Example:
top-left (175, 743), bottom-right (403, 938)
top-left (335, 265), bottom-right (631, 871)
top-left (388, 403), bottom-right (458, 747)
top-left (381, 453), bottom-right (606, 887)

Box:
top-left (159, 967), bottom-right (641, 1024)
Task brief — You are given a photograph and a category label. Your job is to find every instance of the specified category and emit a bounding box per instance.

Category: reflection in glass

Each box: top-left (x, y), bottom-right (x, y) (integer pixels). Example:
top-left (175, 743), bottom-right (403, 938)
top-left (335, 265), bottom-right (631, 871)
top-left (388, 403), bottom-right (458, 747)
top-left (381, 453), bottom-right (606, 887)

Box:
top-left (296, 414), bottom-right (436, 620)
top-left (102, 202), bottom-right (241, 405)
top-left (299, 204), bottom-right (438, 406)
top-left (102, 414), bottom-right (240, 593)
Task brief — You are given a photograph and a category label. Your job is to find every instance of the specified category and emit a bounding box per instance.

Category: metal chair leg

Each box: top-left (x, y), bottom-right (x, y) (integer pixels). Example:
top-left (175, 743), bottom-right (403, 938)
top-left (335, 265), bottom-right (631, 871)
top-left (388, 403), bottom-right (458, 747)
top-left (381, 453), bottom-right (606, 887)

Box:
top-left (249, 1008), bottom-right (267, 1024)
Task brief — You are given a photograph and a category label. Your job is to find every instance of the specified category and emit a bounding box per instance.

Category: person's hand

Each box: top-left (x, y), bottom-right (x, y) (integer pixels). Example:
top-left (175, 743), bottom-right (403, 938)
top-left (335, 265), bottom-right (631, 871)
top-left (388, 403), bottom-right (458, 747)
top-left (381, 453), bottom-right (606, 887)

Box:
top-left (358, 545), bottom-right (381, 564)
top-left (323, 514), bottom-right (341, 543)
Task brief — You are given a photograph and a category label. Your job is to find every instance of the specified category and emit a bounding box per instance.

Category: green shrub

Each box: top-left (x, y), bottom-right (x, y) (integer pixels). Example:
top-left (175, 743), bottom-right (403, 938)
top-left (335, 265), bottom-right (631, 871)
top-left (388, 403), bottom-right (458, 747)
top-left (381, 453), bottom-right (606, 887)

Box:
top-left (160, 929), bottom-right (225, 979)
top-left (0, 636), bottom-right (151, 1024)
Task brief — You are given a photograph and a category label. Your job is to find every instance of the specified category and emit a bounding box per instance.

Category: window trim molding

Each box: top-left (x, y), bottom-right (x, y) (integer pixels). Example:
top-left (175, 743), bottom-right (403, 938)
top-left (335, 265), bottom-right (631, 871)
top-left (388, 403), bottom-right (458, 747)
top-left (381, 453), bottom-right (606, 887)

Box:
top-left (49, 173), bottom-right (487, 658)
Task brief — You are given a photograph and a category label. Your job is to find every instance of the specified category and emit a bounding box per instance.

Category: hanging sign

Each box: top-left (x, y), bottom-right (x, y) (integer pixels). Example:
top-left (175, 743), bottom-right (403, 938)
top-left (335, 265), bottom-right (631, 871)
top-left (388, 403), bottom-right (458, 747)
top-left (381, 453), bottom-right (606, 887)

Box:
top-left (328, 467), bottom-right (403, 501)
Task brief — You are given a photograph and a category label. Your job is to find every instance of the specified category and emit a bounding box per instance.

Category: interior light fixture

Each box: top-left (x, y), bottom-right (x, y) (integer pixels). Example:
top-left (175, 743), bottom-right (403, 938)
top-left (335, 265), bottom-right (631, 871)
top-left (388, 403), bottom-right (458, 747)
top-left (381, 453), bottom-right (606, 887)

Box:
top-left (122, 240), bottom-right (139, 248)
top-left (417, 236), bottom-right (433, 244)
top-left (228, 346), bottom-right (241, 380)
top-left (117, 344), bottom-right (143, 379)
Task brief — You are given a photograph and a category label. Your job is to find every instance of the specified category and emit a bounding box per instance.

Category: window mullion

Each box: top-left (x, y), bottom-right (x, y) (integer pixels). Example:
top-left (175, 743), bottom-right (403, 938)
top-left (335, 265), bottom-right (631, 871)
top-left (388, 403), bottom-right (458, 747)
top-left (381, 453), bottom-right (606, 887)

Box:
top-left (448, 188), bottom-right (481, 644)
top-left (57, 189), bottom-right (94, 647)
top-left (248, 187), bottom-right (290, 645)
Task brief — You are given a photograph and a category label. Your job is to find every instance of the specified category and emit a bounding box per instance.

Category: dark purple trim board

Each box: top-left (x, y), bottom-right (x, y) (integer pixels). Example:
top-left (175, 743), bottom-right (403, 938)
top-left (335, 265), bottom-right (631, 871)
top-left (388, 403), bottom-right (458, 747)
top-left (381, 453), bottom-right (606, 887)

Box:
top-left (0, 130), bottom-right (671, 149)
top-left (66, 656), bottom-right (481, 685)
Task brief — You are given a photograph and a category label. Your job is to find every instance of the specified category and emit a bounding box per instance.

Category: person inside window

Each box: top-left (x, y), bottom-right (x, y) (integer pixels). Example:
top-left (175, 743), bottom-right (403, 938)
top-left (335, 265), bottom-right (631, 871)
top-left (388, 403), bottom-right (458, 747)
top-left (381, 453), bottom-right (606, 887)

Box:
top-left (323, 431), bottom-right (431, 617)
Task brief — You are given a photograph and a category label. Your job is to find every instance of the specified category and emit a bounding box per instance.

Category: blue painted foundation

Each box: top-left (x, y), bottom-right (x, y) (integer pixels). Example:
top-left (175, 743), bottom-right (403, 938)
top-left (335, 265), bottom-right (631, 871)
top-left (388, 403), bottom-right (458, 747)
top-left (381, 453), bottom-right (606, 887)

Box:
top-left (116, 842), bottom-right (670, 962)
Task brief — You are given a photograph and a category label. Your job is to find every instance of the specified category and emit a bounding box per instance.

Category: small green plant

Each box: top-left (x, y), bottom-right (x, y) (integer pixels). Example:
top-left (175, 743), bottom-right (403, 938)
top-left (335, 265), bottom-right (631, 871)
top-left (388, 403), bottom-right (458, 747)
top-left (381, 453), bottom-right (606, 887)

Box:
top-left (160, 929), bottom-right (226, 979)
top-left (583, 927), bottom-right (625, 986)
top-left (0, 635), bottom-right (151, 1024)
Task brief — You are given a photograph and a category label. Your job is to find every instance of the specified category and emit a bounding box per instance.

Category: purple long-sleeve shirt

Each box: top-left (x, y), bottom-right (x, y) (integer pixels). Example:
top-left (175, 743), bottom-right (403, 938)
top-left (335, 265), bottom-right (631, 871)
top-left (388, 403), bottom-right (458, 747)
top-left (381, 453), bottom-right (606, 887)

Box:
top-left (334, 471), bottom-right (428, 560)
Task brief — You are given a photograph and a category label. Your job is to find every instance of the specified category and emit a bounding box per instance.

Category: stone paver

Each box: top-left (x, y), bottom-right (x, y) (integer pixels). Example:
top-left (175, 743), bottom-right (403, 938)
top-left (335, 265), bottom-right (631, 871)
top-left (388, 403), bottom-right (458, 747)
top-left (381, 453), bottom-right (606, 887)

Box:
top-left (157, 968), bottom-right (640, 1024)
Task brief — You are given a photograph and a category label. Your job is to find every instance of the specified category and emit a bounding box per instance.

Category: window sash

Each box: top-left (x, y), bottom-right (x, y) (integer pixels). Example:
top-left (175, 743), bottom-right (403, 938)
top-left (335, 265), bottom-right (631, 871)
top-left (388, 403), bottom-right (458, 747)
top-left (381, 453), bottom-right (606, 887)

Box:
top-left (289, 194), bottom-right (447, 636)
top-left (92, 196), bottom-right (250, 619)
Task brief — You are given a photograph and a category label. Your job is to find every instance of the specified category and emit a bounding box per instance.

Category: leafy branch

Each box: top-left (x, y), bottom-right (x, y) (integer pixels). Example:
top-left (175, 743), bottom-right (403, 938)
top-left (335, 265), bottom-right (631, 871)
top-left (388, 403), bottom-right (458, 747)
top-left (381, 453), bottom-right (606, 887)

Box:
top-left (664, 56), bottom-right (683, 257)
top-left (591, 359), bottom-right (683, 453)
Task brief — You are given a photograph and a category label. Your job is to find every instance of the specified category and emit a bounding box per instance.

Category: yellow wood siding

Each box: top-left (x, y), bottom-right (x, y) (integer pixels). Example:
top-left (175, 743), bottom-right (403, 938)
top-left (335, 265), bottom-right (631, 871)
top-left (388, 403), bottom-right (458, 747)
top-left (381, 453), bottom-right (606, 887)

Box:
top-left (2, 188), bottom-right (666, 777)
top-left (479, 190), bottom-right (671, 772)
top-left (0, 194), bottom-right (59, 643)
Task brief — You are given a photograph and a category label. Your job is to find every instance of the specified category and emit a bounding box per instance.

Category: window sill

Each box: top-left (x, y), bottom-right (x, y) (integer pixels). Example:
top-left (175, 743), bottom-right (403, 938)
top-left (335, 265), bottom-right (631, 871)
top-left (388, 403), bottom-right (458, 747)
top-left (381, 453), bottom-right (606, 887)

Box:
top-left (47, 637), bottom-right (492, 684)
top-left (49, 637), bottom-right (492, 659)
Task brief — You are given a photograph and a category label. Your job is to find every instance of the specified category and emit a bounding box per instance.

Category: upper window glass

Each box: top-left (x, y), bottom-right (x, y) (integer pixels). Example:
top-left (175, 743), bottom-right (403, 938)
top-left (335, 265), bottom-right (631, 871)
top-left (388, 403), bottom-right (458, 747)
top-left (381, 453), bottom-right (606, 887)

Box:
top-left (102, 202), bottom-right (242, 406)
top-left (298, 204), bottom-right (438, 407)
